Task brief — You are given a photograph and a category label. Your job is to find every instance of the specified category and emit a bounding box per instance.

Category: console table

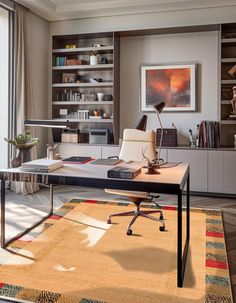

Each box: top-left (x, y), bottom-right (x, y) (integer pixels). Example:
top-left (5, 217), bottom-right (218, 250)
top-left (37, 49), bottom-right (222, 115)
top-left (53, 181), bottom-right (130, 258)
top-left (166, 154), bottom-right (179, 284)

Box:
top-left (0, 162), bottom-right (190, 288)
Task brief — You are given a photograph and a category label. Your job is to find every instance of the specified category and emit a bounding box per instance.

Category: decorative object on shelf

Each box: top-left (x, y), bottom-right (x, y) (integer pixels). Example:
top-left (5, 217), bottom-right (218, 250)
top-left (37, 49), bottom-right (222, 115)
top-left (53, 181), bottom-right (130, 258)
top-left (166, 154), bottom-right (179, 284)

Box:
top-left (89, 129), bottom-right (109, 144)
top-left (93, 109), bottom-right (100, 117)
top-left (89, 52), bottom-right (99, 65)
top-left (60, 108), bottom-right (68, 119)
top-left (97, 92), bottom-right (104, 101)
top-left (62, 73), bottom-right (76, 83)
top-left (234, 134), bottom-right (236, 149)
top-left (157, 128), bottom-right (177, 147)
top-left (90, 78), bottom-right (102, 83)
top-left (228, 64), bottom-right (236, 78)
top-left (100, 57), bottom-right (108, 64)
top-left (61, 129), bottom-right (80, 143)
top-left (231, 86), bottom-right (236, 115)
top-left (153, 102), bottom-right (165, 166)
top-left (78, 110), bottom-right (89, 119)
top-left (103, 113), bottom-right (110, 119)
top-left (92, 44), bottom-right (105, 47)
top-left (46, 143), bottom-right (58, 160)
top-left (103, 94), bottom-right (113, 101)
top-left (4, 131), bottom-right (39, 168)
top-left (66, 59), bottom-right (86, 66)
top-left (65, 44), bottom-right (76, 48)
top-left (188, 129), bottom-right (195, 147)
top-left (140, 63), bottom-right (197, 112)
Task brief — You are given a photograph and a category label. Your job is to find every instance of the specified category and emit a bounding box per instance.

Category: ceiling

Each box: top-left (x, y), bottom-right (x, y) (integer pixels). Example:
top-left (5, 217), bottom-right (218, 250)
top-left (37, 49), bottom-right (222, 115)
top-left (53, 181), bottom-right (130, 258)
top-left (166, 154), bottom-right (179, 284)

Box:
top-left (17, 0), bottom-right (236, 22)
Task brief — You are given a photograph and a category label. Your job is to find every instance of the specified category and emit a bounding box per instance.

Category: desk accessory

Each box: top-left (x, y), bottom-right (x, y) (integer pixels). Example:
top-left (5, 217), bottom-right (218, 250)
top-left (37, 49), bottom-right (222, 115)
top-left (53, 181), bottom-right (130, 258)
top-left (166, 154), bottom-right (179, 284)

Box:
top-left (63, 156), bottom-right (92, 164)
top-left (91, 158), bottom-right (122, 165)
top-left (153, 102), bottom-right (165, 168)
top-left (107, 165), bottom-right (141, 179)
top-left (21, 159), bottom-right (63, 172)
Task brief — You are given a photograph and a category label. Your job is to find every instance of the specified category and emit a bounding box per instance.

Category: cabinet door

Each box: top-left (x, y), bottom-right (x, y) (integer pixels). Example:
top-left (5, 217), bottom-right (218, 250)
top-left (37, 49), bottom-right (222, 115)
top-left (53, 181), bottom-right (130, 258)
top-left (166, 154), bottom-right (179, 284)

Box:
top-left (101, 146), bottom-right (120, 158)
top-left (223, 151), bottom-right (236, 194)
top-left (167, 149), bottom-right (208, 192)
top-left (58, 144), bottom-right (102, 158)
top-left (208, 151), bottom-right (224, 193)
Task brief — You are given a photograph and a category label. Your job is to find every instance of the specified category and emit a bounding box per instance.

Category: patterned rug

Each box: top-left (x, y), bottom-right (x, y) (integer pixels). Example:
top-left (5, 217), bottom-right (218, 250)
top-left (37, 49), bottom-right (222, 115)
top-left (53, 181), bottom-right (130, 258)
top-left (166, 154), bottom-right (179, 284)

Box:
top-left (0, 199), bottom-right (233, 303)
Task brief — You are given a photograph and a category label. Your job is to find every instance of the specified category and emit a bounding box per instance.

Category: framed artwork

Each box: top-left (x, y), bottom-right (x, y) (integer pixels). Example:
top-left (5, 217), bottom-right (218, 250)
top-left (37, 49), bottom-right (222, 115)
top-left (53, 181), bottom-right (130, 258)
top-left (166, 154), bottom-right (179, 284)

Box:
top-left (140, 63), bottom-right (197, 112)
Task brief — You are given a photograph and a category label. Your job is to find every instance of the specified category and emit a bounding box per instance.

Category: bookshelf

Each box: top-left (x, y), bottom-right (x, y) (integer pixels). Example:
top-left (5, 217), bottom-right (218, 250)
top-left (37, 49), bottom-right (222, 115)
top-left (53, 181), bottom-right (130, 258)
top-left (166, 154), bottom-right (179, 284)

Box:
top-left (220, 24), bottom-right (236, 147)
top-left (51, 32), bottom-right (120, 144)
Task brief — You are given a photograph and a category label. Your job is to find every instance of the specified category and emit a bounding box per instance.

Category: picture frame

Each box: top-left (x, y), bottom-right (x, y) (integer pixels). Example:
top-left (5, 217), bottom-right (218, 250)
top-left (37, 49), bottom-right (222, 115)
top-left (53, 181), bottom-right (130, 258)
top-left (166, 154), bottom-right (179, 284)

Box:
top-left (62, 73), bottom-right (76, 83)
top-left (140, 63), bottom-right (197, 112)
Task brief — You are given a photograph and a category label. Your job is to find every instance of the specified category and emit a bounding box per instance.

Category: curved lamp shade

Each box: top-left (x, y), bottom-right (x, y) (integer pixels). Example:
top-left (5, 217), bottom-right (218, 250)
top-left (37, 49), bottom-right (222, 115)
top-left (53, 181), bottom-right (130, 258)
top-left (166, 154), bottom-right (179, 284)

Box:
top-left (134, 115), bottom-right (147, 131)
top-left (153, 102), bottom-right (165, 114)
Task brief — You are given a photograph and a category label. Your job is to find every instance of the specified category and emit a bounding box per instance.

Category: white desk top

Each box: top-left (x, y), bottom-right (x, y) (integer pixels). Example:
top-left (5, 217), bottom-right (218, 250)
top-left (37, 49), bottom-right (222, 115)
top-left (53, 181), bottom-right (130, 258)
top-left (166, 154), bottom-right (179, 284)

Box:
top-left (0, 161), bottom-right (189, 188)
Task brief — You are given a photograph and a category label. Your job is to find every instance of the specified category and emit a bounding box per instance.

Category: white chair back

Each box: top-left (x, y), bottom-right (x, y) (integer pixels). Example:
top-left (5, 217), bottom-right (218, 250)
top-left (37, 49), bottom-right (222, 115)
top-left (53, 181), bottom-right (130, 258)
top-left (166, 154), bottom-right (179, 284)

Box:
top-left (119, 129), bottom-right (156, 162)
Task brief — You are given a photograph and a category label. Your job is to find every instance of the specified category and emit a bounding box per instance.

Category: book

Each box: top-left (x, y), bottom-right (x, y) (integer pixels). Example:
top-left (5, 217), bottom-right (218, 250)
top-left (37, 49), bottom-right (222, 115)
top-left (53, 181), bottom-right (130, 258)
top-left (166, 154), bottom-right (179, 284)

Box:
top-left (21, 159), bottom-right (63, 172)
top-left (107, 165), bottom-right (141, 179)
top-left (63, 156), bottom-right (92, 164)
top-left (91, 158), bottom-right (122, 166)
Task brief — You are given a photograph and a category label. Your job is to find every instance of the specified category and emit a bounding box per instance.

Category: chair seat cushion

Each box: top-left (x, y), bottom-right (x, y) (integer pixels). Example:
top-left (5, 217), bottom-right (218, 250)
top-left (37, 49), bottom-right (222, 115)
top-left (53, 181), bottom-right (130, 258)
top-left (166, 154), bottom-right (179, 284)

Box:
top-left (105, 188), bottom-right (148, 198)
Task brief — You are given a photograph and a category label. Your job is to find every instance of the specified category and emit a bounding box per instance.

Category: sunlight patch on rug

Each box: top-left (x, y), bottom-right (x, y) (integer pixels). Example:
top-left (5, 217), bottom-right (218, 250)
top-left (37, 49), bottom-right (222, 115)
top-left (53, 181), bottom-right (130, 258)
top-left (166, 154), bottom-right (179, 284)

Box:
top-left (75, 212), bottom-right (111, 247)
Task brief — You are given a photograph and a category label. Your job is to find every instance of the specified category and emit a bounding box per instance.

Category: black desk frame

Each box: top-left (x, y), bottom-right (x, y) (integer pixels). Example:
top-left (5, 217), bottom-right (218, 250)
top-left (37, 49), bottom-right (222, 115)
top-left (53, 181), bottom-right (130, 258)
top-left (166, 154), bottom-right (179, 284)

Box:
top-left (0, 167), bottom-right (190, 288)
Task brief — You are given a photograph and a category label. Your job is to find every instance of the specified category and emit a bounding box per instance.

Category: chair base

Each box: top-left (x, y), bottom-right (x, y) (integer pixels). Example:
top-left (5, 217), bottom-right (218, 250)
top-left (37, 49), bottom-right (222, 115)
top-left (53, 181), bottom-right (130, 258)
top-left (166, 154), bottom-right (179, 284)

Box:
top-left (107, 202), bottom-right (165, 235)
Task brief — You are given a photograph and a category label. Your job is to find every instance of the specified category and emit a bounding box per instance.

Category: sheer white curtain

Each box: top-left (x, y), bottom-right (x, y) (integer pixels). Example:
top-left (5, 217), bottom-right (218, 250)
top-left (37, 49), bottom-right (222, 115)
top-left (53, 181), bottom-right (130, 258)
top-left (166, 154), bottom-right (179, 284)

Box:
top-left (12, 3), bottom-right (39, 194)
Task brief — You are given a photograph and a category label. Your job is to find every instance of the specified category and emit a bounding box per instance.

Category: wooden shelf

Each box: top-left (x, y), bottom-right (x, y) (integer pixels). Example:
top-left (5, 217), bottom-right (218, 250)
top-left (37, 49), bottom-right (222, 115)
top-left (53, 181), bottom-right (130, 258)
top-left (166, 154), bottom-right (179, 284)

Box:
top-left (221, 100), bottom-right (232, 105)
top-left (53, 46), bottom-right (114, 54)
top-left (222, 38), bottom-right (236, 43)
top-left (52, 101), bottom-right (113, 105)
top-left (221, 120), bottom-right (236, 124)
top-left (52, 64), bottom-right (113, 71)
top-left (221, 80), bottom-right (236, 84)
top-left (52, 82), bottom-right (113, 88)
top-left (53, 118), bottom-right (113, 123)
top-left (221, 58), bottom-right (236, 63)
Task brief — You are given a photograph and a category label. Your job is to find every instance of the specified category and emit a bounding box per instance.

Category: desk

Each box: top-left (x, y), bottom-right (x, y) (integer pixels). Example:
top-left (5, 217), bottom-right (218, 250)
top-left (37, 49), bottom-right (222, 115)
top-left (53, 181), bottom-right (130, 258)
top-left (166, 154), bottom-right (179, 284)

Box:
top-left (0, 162), bottom-right (190, 288)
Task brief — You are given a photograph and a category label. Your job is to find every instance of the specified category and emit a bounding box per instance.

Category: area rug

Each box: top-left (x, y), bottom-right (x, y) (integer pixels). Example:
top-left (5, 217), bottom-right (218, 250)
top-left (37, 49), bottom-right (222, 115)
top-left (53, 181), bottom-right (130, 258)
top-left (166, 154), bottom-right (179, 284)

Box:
top-left (0, 199), bottom-right (233, 303)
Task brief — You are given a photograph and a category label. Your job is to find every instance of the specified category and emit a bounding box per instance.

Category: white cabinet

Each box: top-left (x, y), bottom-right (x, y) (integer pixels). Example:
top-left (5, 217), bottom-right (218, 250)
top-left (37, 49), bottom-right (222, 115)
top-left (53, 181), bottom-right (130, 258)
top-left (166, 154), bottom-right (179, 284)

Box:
top-left (167, 149), bottom-right (208, 192)
top-left (208, 151), bottom-right (224, 193)
top-left (101, 146), bottom-right (120, 158)
top-left (223, 151), bottom-right (236, 194)
top-left (58, 143), bottom-right (102, 158)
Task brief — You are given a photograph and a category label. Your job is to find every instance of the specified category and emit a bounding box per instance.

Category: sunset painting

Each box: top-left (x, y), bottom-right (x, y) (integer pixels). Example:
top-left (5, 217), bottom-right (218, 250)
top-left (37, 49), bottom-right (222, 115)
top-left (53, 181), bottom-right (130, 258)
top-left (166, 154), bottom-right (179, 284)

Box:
top-left (141, 64), bottom-right (196, 112)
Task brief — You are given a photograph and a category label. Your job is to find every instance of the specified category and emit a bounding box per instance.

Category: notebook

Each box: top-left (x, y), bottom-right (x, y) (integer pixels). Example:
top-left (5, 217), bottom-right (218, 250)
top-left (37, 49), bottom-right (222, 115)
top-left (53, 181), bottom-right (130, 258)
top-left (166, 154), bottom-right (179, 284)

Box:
top-left (63, 156), bottom-right (92, 164)
top-left (21, 159), bottom-right (64, 172)
top-left (90, 158), bottom-right (122, 165)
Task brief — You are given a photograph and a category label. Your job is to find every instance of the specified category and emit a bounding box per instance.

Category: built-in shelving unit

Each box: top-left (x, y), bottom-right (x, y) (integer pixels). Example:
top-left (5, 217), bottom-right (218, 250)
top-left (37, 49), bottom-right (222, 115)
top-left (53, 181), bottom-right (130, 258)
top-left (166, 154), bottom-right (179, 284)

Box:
top-left (51, 32), bottom-right (120, 144)
top-left (220, 24), bottom-right (236, 147)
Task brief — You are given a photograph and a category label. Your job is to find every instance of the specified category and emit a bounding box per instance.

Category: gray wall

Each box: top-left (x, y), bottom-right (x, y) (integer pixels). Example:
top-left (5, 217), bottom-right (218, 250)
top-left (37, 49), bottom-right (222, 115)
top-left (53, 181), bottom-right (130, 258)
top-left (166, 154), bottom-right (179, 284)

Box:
top-left (120, 31), bottom-right (219, 145)
top-left (29, 12), bottom-right (49, 157)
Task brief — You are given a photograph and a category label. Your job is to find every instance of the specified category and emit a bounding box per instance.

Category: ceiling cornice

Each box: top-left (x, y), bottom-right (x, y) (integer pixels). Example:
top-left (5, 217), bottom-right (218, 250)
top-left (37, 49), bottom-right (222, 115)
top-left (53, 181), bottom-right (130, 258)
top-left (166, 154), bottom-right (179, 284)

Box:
top-left (17, 0), bottom-right (236, 22)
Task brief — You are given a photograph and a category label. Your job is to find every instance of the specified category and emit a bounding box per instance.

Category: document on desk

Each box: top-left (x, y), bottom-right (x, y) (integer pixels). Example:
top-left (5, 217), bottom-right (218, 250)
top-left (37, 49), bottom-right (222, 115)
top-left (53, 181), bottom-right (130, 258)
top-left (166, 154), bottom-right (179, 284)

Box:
top-left (20, 159), bottom-right (64, 172)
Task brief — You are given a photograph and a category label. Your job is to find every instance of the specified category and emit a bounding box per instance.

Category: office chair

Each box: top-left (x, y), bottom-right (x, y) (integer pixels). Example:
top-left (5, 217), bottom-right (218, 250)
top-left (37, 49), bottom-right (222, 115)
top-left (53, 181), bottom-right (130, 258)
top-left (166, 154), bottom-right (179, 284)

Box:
top-left (105, 128), bottom-right (165, 235)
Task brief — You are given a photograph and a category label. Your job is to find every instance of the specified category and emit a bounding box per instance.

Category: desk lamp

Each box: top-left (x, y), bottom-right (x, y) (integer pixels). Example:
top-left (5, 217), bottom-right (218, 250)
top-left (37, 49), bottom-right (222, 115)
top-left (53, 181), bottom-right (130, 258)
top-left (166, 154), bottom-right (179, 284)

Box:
top-left (153, 102), bottom-right (165, 167)
top-left (134, 114), bottom-right (147, 131)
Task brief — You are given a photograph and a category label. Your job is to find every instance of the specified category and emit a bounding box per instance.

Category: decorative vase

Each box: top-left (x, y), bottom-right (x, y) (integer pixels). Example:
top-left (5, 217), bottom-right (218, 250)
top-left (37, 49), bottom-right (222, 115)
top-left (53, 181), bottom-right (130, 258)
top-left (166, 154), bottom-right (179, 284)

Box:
top-left (89, 55), bottom-right (98, 65)
top-left (11, 148), bottom-right (31, 168)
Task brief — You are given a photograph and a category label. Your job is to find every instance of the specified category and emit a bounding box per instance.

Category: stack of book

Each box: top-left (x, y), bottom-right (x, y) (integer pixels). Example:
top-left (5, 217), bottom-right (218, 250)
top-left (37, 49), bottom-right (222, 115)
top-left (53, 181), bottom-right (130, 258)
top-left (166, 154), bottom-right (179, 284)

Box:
top-left (108, 165), bottom-right (141, 179)
top-left (198, 121), bottom-right (220, 148)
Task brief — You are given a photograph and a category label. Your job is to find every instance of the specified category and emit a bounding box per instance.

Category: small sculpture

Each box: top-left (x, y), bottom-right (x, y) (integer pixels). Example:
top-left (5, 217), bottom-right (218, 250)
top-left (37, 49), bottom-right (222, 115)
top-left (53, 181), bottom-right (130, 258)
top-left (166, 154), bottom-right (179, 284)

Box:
top-left (231, 86), bottom-right (236, 115)
top-left (188, 129), bottom-right (195, 147)
top-left (142, 149), bottom-right (159, 175)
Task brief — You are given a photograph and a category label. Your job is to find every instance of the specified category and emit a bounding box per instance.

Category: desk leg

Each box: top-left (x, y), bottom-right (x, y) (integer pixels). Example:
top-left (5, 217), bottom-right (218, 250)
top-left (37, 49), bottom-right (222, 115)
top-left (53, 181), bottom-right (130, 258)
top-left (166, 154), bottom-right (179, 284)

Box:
top-left (49, 184), bottom-right (53, 215)
top-left (177, 173), bottom-right (190, 287)
top-left (1, 179), bottom-right (5, 248)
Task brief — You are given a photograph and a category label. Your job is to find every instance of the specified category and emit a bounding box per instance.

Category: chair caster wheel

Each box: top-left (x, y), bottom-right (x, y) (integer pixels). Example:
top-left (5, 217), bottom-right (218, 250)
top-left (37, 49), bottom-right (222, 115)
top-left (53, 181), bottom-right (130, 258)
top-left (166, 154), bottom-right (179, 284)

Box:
top-left (127, 229), bottom-right (132, 236)
top-left (159, 215), bottom-right (164, 220)
top-left (107, 219), bottom-right (111, 224)
top-left (159, 226), bottom-right (165, 232)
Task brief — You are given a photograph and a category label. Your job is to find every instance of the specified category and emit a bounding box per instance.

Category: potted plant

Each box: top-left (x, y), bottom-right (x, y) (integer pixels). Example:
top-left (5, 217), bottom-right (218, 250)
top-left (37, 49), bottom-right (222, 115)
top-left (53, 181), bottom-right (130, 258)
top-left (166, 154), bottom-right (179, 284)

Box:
top-left (4, 130), bottom-right (39, 167)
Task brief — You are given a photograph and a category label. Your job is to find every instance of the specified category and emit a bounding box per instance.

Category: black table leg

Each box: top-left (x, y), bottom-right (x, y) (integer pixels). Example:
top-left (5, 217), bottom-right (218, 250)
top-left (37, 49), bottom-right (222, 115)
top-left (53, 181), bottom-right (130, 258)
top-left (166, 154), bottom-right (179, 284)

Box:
top-left (1, 179), bottom-right (5, 248)
top-left (177, 172), bottom-right (190, 287)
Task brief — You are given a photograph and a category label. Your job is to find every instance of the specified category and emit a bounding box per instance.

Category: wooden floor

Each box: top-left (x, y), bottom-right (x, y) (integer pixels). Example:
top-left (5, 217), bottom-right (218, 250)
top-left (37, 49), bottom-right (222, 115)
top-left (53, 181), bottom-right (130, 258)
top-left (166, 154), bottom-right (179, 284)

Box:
top-left (0, 187), bottom-right (236, 302)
